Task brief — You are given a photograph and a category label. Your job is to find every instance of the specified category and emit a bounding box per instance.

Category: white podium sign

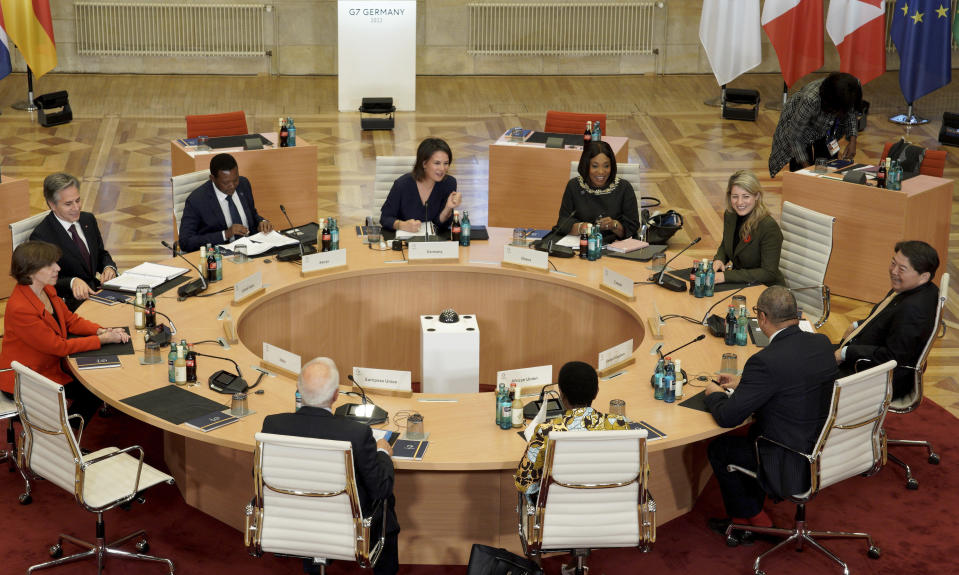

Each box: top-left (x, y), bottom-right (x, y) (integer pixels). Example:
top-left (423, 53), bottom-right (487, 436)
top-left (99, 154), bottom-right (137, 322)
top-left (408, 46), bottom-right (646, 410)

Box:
top-left (338, 1), bottom-right (416, 111)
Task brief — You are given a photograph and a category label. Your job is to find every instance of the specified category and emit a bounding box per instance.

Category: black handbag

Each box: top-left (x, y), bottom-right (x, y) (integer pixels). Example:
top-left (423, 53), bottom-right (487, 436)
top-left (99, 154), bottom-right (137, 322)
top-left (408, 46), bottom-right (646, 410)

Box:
top-left (466, 544), bottom-right (543, 575)
top-left (644, 209), bottom-right (684, 245)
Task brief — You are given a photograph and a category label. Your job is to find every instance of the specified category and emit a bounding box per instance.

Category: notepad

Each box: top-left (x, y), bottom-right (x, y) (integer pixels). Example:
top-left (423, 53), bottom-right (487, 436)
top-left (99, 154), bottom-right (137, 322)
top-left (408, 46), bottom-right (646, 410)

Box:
top-left (392, 439), bottom-right (428, 460)
top-left (76, 355), bottom-right (121, 370)
top-left (185, 410), bottom-right (239, 432)
top-left (104, 262), bottom-right (188, 291)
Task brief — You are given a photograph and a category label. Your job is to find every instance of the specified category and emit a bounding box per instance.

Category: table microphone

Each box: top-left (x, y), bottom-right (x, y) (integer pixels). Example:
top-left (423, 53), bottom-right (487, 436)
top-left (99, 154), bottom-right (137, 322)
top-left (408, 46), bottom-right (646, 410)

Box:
top-left (662, 334), bottom-right (706, 357)
top-left (533, 210), bottom-right (577, 258)
top-left (193, 351), bottom-right (247, 394)
top-left (115, 298), bottom-right (178, 335)
top-left (278, 204), bottom-right (317, 261)
top-left (335, 374), bottom-right (388, 425)
top-left (649, 334), bottom-right (705, 387)
top-left (522, 382), bottom-right (564, 420)
top-left (161, 240), bottom-right (207, 299)
top-left (648, 237), bottom-right (701, 292)
top-left (699, 283), bottom-right (755, 336)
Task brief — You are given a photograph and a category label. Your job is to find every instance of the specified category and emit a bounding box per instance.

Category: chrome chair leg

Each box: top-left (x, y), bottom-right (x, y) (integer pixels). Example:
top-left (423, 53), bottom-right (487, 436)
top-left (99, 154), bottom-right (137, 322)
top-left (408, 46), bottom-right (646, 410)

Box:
top-left (801, 534), bottom-right (850, 575)
top-left (888, 438), bottom-right (940, 463)
top-left (887, 452), bottom-right (919, 489)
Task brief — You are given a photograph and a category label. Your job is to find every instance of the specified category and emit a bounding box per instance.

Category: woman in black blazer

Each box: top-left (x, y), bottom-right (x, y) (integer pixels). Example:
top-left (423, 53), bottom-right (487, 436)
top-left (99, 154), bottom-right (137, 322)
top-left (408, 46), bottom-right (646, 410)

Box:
top-left (711, 170), bottom-right (785, 286)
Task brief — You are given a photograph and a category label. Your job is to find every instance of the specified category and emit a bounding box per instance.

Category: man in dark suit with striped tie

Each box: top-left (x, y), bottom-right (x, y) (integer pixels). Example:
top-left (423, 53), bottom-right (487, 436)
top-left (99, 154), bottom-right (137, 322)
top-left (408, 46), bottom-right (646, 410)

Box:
top-left (30, 173), bottom-right (117, 311)
top-left (177, 152), bottom-right (273, 253)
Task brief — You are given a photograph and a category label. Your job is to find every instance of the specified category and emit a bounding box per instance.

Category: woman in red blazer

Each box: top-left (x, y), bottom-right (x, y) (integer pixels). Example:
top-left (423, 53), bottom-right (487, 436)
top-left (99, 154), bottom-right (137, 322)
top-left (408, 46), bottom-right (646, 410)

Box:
top-left (0, 241), bottom-right (129, 428)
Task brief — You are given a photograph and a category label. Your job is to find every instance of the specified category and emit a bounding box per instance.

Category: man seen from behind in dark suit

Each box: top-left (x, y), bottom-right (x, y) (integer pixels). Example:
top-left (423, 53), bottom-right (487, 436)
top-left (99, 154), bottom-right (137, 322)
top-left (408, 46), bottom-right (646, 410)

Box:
top-left (703, 286), bottom-right (838, 544)
top-left (261, 357), bottom-right (399, 575)
top-left (178, 152), bottom-right (272, 253)
top-left (836, 240), bottom-right (939, 400)
top-left (30, 173), bottom-right (117, 311)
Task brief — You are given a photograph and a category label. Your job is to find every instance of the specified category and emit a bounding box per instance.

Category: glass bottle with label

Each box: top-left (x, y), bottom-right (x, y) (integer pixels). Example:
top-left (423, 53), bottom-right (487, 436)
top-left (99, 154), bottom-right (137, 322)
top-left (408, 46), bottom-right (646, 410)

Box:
top-left (185, 344), bottom-right (197, 384)
top-left (133, 286), bottom-right (146, 330)
top-left (174, 345), bottom-right (187, 385)
top-left (144, 289), bottom-right (156, 329)
top-left (583, 121), bottom-right (592, 146)
top-left (330, 217), bottom-right (339, 250)
top-left (214, 246), bottom-right (223, 282)
top-left (451, 211), bottom-right (461, 242)
top-left (206, 244), bottom-right (217, 282)
top-left (286, 117), bottom-right (296, 147)
top-left (498, 384), bottom-right (512, 430)
top-left (279, 117), bottom-right (288, 147)
top-left (511, 383), bottom-right (524, 428)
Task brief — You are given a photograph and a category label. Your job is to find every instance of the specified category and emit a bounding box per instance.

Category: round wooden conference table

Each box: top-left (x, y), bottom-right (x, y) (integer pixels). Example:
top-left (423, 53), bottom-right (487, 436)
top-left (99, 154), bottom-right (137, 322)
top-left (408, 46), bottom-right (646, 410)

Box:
top-left (74, 228), bottom-right (764, 565)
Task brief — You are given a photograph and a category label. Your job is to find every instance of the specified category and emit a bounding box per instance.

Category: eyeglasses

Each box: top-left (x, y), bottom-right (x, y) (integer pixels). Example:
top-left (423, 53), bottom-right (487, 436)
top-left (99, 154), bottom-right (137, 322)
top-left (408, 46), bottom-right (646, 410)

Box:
top-left (752, 306), bottom-right (765, 317)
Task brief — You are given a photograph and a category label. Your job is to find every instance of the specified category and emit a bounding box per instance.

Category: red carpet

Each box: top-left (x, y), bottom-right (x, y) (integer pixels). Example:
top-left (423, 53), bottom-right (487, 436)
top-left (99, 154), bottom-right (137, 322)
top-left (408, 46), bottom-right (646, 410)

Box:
top-left (2, 399), bottom-right (956, 574)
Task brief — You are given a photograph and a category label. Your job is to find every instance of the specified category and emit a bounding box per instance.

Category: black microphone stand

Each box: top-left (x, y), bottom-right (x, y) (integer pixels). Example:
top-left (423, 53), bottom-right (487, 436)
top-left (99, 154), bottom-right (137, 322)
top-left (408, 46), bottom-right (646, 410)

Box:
top-left (160, 241), bottom-right (207, 299)
top-left (649, 237), bottom-right (701, 292)
top-left (335, 374), bottom-right (388, 425)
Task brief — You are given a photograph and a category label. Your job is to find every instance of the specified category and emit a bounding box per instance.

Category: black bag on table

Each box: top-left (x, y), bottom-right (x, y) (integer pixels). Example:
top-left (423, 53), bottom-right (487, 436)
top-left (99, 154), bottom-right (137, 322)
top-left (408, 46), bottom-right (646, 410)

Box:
top-left (466, 544), bottom-right (543, 575)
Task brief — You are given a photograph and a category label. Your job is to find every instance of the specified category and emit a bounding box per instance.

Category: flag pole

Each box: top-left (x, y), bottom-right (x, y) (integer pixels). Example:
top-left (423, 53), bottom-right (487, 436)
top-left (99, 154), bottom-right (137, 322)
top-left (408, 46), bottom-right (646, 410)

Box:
top-left (11, 67), bottom-right (37, 112)
top-left (765, 81), bottom-right (787, 111)
top-left (890, 102), bottom-right (929, 125)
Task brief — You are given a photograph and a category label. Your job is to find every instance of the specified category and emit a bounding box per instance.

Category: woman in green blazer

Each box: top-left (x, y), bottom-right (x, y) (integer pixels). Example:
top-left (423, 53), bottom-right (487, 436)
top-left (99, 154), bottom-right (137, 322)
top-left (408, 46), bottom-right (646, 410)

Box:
top-left (711, 170), bottom-right (785, 286)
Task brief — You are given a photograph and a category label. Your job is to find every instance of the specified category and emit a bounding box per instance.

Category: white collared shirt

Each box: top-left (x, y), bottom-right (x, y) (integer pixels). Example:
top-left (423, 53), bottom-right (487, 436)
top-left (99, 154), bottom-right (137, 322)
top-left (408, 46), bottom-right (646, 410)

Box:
top-left (213, 181), bottom-right (249, 240)
top-left (54, 213), bottom-right (88, 252)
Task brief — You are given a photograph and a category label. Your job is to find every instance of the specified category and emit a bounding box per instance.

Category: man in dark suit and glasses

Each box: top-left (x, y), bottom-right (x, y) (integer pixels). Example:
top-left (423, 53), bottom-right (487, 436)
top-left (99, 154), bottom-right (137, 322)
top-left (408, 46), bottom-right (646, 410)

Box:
top-left (836, 240), bottom-right (939, 400)
top-left (703, 286), bottom-right (838, 543)
top-left (177, 152), bottom-right (273, 253)
top-left (261, 358), bottom-right (399, 575)
top-left (30, 172), bottom-right (118, 311)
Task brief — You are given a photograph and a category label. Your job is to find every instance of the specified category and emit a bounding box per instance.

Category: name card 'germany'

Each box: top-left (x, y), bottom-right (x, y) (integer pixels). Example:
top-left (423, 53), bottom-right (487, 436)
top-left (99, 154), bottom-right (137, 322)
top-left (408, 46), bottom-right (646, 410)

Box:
top-left (263, 343), bottom-right (302, 375)
top-left (598, 339), bottom-right (633, 372)
top-left (408, 241), bottom-right (459, 261)
top-left (302, 249), bottom-right (346, 274)
top-left (602, 267), bottom-right (635, 299)
top-left (353, 367), bottom-right (412, 394)
top-left (233, 271), bottom-right (263, 303)
top-left (503, 245), bottom-right (548, 270)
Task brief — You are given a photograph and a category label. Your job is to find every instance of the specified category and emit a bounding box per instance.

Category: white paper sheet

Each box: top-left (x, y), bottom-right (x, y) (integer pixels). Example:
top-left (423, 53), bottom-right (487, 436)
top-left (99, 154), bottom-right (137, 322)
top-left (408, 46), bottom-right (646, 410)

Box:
top-left (223, 231), bottom-right (298, 256)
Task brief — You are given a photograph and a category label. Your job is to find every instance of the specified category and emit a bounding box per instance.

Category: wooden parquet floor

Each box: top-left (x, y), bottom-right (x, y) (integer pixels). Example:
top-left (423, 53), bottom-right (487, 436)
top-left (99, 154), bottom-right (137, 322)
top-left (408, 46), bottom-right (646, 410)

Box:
top-left (1, 70), bottom-right (958, 418)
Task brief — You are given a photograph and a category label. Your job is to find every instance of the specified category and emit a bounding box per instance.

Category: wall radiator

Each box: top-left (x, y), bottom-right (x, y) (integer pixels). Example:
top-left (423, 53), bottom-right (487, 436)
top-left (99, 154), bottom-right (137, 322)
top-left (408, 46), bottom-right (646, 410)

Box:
top-left (467, 2), bottom-right (658, 56)
top-left (75, 2), bottom-right (268, 57)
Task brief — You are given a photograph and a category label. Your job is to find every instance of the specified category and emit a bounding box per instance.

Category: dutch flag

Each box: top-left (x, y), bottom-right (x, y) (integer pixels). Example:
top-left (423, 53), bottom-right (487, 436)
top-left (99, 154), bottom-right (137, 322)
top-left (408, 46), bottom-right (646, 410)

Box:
top-left (0, 7), bottom-right (11, 81)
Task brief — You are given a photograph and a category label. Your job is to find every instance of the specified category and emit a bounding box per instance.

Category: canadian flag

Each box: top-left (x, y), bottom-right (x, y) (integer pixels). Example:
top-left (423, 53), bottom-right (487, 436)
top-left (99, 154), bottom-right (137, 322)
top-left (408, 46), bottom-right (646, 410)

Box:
top-left (762, 0), bottom-right (824, 87)
top-left (826, 0), bottom-right (886, 85)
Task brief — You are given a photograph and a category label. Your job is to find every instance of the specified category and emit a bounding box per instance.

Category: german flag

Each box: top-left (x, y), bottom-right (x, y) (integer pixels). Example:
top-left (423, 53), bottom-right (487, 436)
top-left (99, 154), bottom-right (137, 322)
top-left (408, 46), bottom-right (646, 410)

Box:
top-left (0, 0), bottom-right (56, 79)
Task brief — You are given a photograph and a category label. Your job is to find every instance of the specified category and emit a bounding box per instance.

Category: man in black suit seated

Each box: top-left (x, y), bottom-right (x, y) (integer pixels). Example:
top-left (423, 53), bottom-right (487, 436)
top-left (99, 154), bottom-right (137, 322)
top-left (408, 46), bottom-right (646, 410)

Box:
top-left (30, 173), bottom-right (117, 311)
top-left (261, 358), bottom-right (399, 575)
top-left (703, 286), bottom-right (838, 544)
top-left (836, 240), bottom-right (939, 400)
top-left (177, 153), bottom-right (272, 253)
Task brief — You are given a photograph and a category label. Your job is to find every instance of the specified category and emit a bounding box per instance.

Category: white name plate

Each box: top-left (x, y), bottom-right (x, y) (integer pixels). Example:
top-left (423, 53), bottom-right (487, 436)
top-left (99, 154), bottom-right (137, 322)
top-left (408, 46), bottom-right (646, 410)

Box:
top-left (602, 267), bottom-right (635, 299)
top-left (598, 339), bottom-right (634, 372)
top-left (503, 245), bottom-right (548, 270)
top-left (496, 364), bottom-right (552, 393)
top-left (302, 249), bottom-right (346, 273)
top-left (263, 342), bottom-right (302, 375)
top-left (408, 241), bottom-right (459, 261)
top-left (353, 367), bottom-right (412, 394)
top-left (233, 271), bottom-right (263, 303)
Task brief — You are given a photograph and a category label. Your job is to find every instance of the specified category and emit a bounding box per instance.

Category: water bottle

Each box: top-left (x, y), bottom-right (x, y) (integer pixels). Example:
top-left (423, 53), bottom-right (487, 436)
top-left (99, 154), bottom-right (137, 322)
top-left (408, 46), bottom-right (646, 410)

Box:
top-left (495, 383), bottom-right (504, 427)
top-left (295, 390), bottom-right (303, 411)
top-left (214, 246), bottom-right (223, 282)
top-left (653, 359), bottom-right (665, 400)
top-left (592, 121), bottom-right (602, 142)
top-left (725, 305), bottom-right (737, 346)
top-left (593, 223), bottom-right (603, 259)
top-left (286, 117), bottom-right (296, 147)
top-left (664, 357), bottom-right (675, 403)
top-left (705, 265), bottom-right (715, 297)
top-left (737, 304), bottom-right (749, 346)
top-left (168, 346), bottom-right (177, 383)
top-left (460, 210), bottom-right (471, 247)
top-left (498, 385), bottom-right (512, 430)
top-left (674, 359), bottom-right (684, 399)
top-left (586, 224), bottom-right (598, 261)
top-left (888, 160), bottom-right (902, 191)
top-left (693, 261), bottom-right (705, 298)
top-left (330, 217), bottom-right (339, 250)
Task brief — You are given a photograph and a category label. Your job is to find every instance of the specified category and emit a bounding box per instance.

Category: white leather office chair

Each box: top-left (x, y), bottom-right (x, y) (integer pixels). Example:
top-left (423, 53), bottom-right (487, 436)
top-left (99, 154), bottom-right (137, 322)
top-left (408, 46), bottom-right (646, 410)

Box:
top-left (883, 272), bottom-right (948, 489)
top-left (725, 360), bottom-right (895, 575)
top-left (245, 432), bottom-right (386, 575)
top-left (170, 169), bottom-right (209, 242)
top-left (0, 387), bottom-right (19, 473)
top-left (13, 361), bottom-right (175, 574)
top-left (518, 429), bottom-right (655, 575)
top-left (779, 201), bottom-right (836, 327)
top-left (373, 156), bottom-right (415, 215)
top-left (10, 211), bottom-right (50, 251)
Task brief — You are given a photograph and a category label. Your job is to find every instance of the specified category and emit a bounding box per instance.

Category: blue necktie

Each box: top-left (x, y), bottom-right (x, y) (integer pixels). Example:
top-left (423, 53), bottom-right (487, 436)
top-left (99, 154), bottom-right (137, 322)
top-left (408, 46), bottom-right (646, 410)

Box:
top-left (227, 195), bottom-right (243, 229)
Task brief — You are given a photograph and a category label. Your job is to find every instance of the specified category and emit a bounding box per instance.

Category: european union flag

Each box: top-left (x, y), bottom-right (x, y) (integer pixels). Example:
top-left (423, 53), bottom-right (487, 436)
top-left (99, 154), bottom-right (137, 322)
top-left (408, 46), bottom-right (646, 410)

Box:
top-left (891, 0), bottom-right (952, 103)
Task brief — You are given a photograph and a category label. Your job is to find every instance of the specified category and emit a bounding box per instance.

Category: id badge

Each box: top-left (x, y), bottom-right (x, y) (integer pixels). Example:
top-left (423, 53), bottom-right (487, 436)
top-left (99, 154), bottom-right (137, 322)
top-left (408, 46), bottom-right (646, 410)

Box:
top-left (827, 139), bottom-right (840, 156)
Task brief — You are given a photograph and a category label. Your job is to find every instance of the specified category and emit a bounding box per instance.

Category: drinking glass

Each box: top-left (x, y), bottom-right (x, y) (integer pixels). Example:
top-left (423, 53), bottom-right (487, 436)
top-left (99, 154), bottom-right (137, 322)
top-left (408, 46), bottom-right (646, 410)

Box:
top-left (609, 399), bottom-right (626, 417)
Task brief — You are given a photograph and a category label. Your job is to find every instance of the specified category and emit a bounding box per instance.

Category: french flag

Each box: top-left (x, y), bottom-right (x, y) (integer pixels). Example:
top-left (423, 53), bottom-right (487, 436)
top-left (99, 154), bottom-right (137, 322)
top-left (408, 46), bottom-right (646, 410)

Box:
top-left (762, 0), bottom-right (824, 88)
top-left (0, 7), bottom-right (11, 81)
top-left (827, 0), bottom-right (886, 86)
